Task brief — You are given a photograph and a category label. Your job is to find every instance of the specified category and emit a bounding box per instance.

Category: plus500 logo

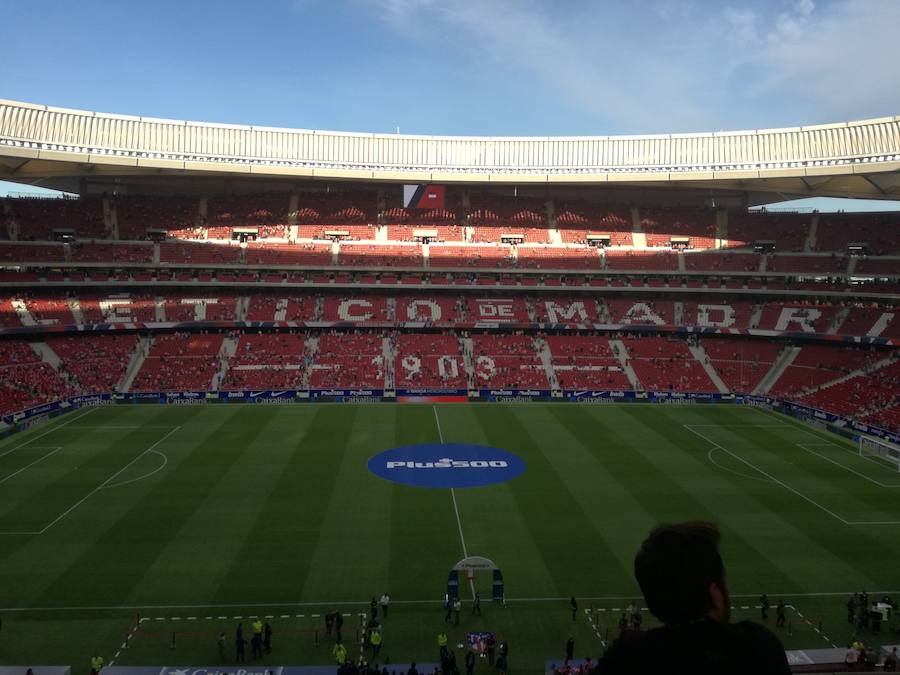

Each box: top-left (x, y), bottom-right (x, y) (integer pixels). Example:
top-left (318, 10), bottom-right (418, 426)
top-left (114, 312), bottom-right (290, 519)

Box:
top-left (387, 458), bottom-right (509, 469)
top-left (370, 443), bottom-right (525, 488)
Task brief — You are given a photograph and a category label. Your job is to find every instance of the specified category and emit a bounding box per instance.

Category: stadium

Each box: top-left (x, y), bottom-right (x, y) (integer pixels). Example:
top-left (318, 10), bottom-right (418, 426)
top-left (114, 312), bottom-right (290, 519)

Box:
top-left (1, 11), bottom-right (900, 672)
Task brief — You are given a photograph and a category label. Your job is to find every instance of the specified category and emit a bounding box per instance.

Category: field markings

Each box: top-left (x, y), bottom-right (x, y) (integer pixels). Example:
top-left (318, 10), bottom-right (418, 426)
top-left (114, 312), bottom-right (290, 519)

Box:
top-left (0, 446), bottom-right (63, 486)
top-left (433, 405), bottom-right (476, 600)
top-left (102, 449), bottom-right (169, 490)
top-left (39, 426), bottom-right (181, 534)
top-left (685, 423), bottom-right (900, 527)
top-left (4, 590), bottom-right (900, 613)
top-left (0, 406), bottom-right (97, 460)
top-left (705, 447), bottom-right (774, 483)
top-left (797, 443), bottom-right (900, 488)
top-left (755, 407), bottom-right (900, 480)
top-left (0, 425), bottom-right (181, 536)
top-left (63, 425), bottom-right (178, 430)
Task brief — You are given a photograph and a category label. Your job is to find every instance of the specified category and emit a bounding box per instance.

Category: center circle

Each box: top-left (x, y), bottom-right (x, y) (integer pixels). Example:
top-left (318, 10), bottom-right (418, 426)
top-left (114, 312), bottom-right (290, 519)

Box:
top-left (368, 443), bottom-right (526, 488)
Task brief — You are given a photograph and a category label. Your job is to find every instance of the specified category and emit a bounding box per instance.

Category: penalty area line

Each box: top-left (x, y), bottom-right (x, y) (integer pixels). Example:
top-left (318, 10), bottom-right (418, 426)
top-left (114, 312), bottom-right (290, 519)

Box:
top-left (37, 425), bottom-right (181, 533)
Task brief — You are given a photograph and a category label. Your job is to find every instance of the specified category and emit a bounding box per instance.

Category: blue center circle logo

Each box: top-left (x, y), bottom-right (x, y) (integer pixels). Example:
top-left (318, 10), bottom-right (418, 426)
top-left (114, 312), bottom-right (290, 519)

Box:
top-left (368, 443), bottom-right (526, 488)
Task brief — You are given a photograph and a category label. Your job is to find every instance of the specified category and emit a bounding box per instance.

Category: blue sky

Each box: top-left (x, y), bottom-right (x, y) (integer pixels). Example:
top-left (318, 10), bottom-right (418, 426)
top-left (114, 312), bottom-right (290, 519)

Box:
top-left (1, 0), bottom-right (899, 208)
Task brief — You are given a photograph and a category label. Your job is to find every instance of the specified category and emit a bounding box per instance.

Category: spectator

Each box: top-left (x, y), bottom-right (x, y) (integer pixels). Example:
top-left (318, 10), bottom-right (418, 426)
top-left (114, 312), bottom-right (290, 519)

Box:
top-left (596, 522), bottom-right (790, 674)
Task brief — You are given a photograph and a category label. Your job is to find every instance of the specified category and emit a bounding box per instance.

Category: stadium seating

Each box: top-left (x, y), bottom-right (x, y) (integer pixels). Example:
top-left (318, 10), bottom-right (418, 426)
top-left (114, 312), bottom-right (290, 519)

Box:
top-left (727, 211), bottom-right (808, 251)
top-left (638, 207), bottom-right (716, 248)
top-left (206, 194), bottom-right (289, 237)
top-left (605, 251), bottom-right (679, 271)
top-left (245, 242), bottom-right (333, 266)
top-left (295, 190), bottom-right (377, 225)
top-left (387, 223), bottom-right (463, 242)
top-left (619, 337), bottom-right (717, 392)
top-left (700, 338), bottom-right (783, 393)
top-left (465, 297), bottom-right (530, 323)
top-left (338, 244), bottom-right (423, 267)
top-left (469, 194), bottom-right (546, 228)
top-left (23, 297), bottom-right (75, 325)
top-left (160, 241), bottom-right (241, 264)
top-left (7, 197), bottom-right (105, 239)
top-left (115, 195), bottom-right (200, 239)
top-left (532, 297), bottom-right (601, 326)
top-left (0, 339), bottom-right (75, 415)
top-left (221, 332), bottom-right (307, 390)
top-left (768, 345), bottom-right (883, 399)
top-left (607, 299), bottom-right (675, 325)
top-left (394, 333), bottom-right (467, 389)
top-left (767, 255), bottom-right (846, 274)
top-left (162, 296), bottom-right (237, 322)
top-left (130, 332), bottom-right (224, 392)
top-left (395, 295), bottom-right (462, 323)
top-left (515, 246), bottom-right (600, 270)
top-left (683, 252), bottom-right (760, 272)
top-left (2, 189), bottom-right (899, 435)
top-left (799, 357), bottom-right (899, 419)
top-left (0, 243), bottom-right (66, 262)
top-left (837, 304), bottom-right (900, 338)
top-left (555, 203), bottom-right (632, 246)
top-left (546, 335), bottom-right (631, 389)
top-left (755, 302), bottom-right (839, 333)
top-left (48, 334), bottom-right (137, 393)
top-left (309, 332), bottom-right (385, 388)
top-left (79, 293), bottom-right (157, 324)
top-left (816, 213), bottom-right (900, 255)
top-left (322, 295), bottom-right (389, 322)
top-left (246, 295), bottom-right (319, 322)
top-left (854, 257), bottom-right (900, 275)
top-left (470, 334), bottom-right (549, 388)
top-left (429, 245), bottom-right (514, 268)
top-left (70, 242), bottom-right (154, 263)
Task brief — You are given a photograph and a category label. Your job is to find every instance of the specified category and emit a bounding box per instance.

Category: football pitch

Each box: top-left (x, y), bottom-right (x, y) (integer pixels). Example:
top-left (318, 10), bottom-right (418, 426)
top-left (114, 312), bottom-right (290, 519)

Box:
top-left (1, 402), bottom-right (900, 673)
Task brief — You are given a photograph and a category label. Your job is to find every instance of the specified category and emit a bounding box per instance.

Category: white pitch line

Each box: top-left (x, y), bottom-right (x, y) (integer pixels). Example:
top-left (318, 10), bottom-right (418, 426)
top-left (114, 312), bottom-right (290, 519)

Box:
top-left (0, 446), bottom-right (63, 486)
top-left (36, 426), bottom-right (181, 534)
top-left (682, 424), bottom-right (894, 526)
top-left (797, 443), bottom-right (900, 488)
top-left (682, 424), bottom-right (792, 428)
top-left (7, 590), bottom-right (899, 613)
top-left (434, 405), bottom-right (475, 600)
top-left (102, 449), bottom-right (169, 490)
top-left (0, 407), bottom-right (96, 460)
top-left (63, 426), bottom-right (177, 430)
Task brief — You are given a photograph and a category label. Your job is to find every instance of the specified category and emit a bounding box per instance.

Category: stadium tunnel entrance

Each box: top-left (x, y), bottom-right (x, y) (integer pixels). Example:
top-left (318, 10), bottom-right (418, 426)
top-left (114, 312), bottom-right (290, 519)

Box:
top-left (447, 555), bottom-right (504, 603)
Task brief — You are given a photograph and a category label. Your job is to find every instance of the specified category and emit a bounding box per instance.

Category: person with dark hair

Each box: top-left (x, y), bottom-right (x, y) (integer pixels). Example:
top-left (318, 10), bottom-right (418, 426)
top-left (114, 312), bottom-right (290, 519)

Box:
top-left (570, 596), bottom-right (578, 621)
top-left (597, 522), bottom-right (790, 674)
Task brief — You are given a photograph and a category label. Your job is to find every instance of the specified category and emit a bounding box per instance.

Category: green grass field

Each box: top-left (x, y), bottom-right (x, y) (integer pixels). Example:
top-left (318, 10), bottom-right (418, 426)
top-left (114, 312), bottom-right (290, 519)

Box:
top-left (1, 402), bottom-right (899, 673)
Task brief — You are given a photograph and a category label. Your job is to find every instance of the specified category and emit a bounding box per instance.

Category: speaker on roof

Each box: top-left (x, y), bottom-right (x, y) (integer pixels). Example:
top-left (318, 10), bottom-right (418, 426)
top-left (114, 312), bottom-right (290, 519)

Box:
top-left (404, 184), bottom-right (445, 209)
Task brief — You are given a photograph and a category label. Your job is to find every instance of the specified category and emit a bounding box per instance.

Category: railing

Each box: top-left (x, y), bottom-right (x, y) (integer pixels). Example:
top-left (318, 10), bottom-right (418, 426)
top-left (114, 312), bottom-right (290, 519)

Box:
top-left (2, 99), bottom-right (899, 178)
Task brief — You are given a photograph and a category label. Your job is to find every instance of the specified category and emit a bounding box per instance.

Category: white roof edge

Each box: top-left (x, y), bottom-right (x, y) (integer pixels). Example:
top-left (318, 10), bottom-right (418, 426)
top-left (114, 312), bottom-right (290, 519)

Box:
top-left (0, 97), bottom-right (897, 142)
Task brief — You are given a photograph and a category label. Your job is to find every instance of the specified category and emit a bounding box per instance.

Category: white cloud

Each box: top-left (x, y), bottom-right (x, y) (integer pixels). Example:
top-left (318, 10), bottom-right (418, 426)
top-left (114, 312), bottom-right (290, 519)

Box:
top-left (363, 0), bottom-right (900, 132)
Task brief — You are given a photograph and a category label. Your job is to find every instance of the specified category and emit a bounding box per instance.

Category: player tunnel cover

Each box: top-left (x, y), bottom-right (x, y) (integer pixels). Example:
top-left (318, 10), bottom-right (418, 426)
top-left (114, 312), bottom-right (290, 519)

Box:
top-left (368, 443), bottom-right (526, 488)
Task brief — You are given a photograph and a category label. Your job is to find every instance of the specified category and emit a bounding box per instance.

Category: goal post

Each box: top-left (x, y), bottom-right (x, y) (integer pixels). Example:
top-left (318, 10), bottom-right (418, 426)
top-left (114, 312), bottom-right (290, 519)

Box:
top-left (859, 435), bottom-right (900, 472)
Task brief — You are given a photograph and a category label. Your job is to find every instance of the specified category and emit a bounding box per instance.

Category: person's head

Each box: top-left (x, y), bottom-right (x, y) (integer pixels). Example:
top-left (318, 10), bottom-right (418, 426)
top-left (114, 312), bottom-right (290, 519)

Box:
top-left (634, 521), bottom-right (729, 625)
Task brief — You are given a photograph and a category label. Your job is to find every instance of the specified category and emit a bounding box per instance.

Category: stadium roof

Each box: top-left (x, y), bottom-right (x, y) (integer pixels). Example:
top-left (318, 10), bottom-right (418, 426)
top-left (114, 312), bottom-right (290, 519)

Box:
top-left (1, 98), bottom-right (900, 202)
